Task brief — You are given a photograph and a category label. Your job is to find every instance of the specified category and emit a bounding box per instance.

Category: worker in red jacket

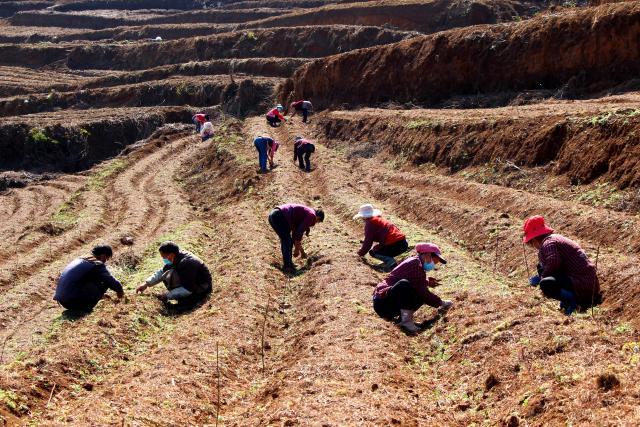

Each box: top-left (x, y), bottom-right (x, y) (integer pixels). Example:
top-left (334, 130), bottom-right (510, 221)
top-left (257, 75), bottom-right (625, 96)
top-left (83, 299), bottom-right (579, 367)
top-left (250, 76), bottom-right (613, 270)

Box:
top-left (266, 104), bottom-right (286, 127)
top-left (523, 215), bottom-right (601, 315)
top-left (354, 204), bottom-right (408, 271)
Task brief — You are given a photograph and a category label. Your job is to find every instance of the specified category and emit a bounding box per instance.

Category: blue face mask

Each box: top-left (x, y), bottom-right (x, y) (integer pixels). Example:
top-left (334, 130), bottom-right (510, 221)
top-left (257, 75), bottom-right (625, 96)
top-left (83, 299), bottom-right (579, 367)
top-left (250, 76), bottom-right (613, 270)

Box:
top-left (163, 258), bottom-right (172, 266)
top-left (423, 261), bottom-right (435, 271)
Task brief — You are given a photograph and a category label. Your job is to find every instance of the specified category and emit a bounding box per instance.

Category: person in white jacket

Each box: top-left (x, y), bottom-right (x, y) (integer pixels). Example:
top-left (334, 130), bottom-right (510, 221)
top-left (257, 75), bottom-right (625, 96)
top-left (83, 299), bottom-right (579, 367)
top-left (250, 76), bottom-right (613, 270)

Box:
top-left (200, 121), bottom-right (214, 141)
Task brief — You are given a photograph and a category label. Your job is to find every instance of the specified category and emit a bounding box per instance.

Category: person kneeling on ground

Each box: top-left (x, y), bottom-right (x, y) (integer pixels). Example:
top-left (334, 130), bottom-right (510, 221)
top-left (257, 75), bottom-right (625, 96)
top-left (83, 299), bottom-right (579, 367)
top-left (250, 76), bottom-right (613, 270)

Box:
top-left (268, 203), bottom-right (324, 273)
top-left (293, 136), bottom-right (315, 172)
top-left (266, 104), bottom-right (286, 127)
top-left (200, 120), bottom-right (214, 141)
top-left (523, 215), bottom-right (601, 315)
top-left (354, 204), bottom-right (408, 271)
top-left (289, 100), bottom-right (313, 123)
top-left (54, 244), bottom-right (124, 313)
top-left (254, 135), bottom-right (278, 173)
top-left (136, 241), bottom-right (212, 307)
top-left (373, 243), bottom-right (453, 334)
top-left (192, 113), bottom-right (209, 133)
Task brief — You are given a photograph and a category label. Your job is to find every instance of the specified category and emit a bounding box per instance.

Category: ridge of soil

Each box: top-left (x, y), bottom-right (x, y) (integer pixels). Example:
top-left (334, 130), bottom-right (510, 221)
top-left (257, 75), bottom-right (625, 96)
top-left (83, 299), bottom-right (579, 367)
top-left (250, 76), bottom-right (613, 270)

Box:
top-left (280, 1), bottom-right (640, 108)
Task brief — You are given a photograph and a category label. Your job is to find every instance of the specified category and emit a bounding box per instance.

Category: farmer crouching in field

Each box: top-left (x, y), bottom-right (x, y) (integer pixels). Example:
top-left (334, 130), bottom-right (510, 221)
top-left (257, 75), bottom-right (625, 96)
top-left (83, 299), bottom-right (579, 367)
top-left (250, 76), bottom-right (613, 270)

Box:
top-left (289, 99), bottom-right (313, 123)
top-left (192, 113), bottom-right (209, 133)
top-left (373, 243), bottom-right (453, 334)
top-left (354, 204), bottom-right (408, 271)
top-left (523, 215), bottom-right (601, 315)
top-left (268, 203), bottom-right (324, 273)
top-left (136, 241), bottom-right (212, 308)
top-left (200, 120), bottom-right (214, 141)
top-left (293, 136), bottom-right (315, 172)
top-left (54, 244), bottom-right (124, 313)
top-left (266, 104), bottom-right (286, 127)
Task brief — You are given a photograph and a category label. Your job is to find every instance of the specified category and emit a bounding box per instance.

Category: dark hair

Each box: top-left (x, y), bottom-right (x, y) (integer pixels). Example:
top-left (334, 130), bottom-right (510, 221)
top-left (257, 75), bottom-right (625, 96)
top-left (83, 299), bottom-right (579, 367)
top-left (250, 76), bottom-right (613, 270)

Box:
top-left (205, 114), bottom-right (210, 120)
top-left (315, 209), bottom-right (325, 222)
top-left (92, 244), bottom-right (113, 258)
top-left (159, 241), bottom-right (180, 254)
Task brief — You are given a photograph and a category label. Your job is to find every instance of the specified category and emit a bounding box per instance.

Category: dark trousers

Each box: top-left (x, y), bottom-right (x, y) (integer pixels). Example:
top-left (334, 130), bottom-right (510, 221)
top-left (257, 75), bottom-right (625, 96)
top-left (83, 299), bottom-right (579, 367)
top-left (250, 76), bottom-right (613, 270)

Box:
top-left (373, 280), bottom-right (423, 320)
top-left (268, 209), bottom-right (293, 268)
top-left (267, 115), bottom-right (281, 127)
top-left (254, 139), bottom-right (268, 171)
top-left (295, 144), bottom-right (315, 171)
top-left (302, 108), bottom-right (308, 123)
top-left (370, 239), bottom-right (409, 258)
top-left (59, 296), bottom-right (101, 313)
top-left (536, 264), bottom-right (575, 301)
top-left (193, 118), bottom-right (202, 133)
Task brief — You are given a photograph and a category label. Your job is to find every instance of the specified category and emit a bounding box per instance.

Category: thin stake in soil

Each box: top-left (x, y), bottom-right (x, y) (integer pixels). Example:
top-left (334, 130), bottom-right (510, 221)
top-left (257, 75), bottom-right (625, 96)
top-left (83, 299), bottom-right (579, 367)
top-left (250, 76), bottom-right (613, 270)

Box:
top-left (46, 383), bottom-right (57, 408)
top-left (0, 334), bottom-right (9, 364)
top-left (493, 235), bottom-right (500, 273)
top-left (592, 243), bottom-right (601, 317)
top-left (215, 341), bottom-right (220, 427)
top-left (261, 295), bottom-right (270, 372)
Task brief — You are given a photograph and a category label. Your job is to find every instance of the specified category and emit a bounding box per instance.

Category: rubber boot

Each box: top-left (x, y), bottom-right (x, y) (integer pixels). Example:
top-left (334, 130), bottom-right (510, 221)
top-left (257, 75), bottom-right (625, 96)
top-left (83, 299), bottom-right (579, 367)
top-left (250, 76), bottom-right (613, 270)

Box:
top-left (399, 309), bottom-right (420, 334)
top-left (559, 289), bottom-right (577, 315)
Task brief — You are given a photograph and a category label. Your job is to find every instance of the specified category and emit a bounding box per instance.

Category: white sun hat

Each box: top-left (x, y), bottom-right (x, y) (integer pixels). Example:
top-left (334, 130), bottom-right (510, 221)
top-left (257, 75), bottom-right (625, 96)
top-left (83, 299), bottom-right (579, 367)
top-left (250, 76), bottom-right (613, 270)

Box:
top-left (353, 204), bottom-right (382, 219)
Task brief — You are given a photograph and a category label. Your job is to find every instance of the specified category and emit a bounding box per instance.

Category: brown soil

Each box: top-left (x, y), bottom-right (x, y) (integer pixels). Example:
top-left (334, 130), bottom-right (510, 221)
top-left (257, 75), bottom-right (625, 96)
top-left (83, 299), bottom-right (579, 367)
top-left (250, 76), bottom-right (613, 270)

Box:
top-left (2, 0), bottom-right (640, 425)
top-left (280, 2), bottom-right (640, 108)
top-left (9, 8), bottom-right (285, 29)
top-left (0, 75), bottom-right (280, 117)
top-left (65, 26), bottom-right (418, 70)
top-left (0, 106), bottom-right (193, 172)
top-left (242, 0), bottom-right (544, 33)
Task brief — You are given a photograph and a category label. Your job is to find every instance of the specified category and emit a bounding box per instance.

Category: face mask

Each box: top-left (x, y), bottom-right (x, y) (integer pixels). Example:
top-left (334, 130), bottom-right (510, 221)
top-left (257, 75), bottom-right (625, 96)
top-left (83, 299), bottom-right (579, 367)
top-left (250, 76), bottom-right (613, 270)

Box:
top-left (163, 258), bottom-right (172, 266)
top-left (423, 261), bottom-right (435, 271)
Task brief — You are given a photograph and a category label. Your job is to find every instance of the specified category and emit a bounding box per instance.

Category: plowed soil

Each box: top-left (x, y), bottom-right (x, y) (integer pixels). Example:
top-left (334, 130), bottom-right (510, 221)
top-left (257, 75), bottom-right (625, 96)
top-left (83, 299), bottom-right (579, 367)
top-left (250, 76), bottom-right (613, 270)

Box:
top-left (1, 0), bottom-right (640, 425)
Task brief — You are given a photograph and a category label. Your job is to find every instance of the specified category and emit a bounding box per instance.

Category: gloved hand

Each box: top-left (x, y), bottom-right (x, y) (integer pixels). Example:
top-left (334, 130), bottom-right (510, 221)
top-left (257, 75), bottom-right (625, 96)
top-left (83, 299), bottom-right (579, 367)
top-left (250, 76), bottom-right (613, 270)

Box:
top-left (529, 275), bottom-right (541, 286)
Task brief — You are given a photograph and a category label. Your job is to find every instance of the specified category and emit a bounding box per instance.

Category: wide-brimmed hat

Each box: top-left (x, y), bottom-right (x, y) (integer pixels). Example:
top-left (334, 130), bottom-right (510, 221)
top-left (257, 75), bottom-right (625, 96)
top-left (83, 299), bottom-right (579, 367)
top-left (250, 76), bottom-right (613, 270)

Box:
top-left (415, 242), bottom-right (447, 264)
top-left (276, 104), bottom-right (283, 111)
top-left (523, 215), bottom-right (554, 243)
top-left (353, 204), bottom-right (382, 219)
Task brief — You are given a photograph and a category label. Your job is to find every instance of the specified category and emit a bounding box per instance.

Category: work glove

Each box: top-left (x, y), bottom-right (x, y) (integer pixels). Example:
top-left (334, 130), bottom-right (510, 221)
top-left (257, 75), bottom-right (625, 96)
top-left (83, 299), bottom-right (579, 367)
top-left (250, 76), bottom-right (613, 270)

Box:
top-left (529, 275), bottom-right (541, 286)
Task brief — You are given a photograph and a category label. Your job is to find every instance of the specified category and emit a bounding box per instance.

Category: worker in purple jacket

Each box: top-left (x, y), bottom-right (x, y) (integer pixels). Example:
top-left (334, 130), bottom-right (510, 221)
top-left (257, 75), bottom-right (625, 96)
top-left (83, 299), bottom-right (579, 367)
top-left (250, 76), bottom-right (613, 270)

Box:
top-left (268, 203), bottom-right (324, 272)
top-left (54, 244), bottom-right (124, 313)
top-left (373, 243), bottom-right (453, 334)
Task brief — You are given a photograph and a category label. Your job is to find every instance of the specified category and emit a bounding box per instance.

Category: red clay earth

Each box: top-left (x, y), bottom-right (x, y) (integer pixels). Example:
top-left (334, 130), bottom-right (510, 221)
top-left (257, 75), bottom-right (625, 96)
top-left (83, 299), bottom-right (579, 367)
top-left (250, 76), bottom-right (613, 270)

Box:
top-left (1, 0), bottom-right (639, 425)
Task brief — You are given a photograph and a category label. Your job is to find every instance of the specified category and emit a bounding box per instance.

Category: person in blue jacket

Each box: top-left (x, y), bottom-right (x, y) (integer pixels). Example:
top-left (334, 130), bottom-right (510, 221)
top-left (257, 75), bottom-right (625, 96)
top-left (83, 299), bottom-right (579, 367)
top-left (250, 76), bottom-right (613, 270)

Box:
top-left (54, 244), bottom-right (124, 312)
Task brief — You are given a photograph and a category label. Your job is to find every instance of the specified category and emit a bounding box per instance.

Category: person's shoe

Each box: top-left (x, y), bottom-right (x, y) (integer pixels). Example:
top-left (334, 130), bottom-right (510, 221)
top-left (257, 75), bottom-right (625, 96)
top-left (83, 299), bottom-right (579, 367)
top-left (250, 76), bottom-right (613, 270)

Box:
top-left (283, 264), bottom-right (297, 274)
top-left (439, 300), bottom-right (454, 310)
top-left (399, 309), bottom-right (420, 334)
top-left (156, 293), bottom-right (168, 303)
top-left (559, 289), bottom-right (577, 315)
top-left (384, 261), bottom-right (397, 272)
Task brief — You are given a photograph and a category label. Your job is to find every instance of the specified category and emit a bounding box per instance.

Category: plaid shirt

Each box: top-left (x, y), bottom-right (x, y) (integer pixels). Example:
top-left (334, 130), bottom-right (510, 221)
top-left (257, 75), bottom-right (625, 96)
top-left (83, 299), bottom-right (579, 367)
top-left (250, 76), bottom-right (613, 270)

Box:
top-left (374, 256), bottom-right (442, 307)
top-left (538, 234), bottom-right (599, 303)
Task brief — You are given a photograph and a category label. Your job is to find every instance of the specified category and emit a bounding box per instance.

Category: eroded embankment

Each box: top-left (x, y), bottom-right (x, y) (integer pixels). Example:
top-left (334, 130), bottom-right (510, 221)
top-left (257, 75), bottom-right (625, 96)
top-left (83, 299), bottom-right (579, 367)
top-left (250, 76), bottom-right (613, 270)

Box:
top-left (65, 26), bottom-right (418, 70)
top-left (0, 106), bottom-right (191, 172)
top-left (0, 76), bottom-right (279, 117)
top-left (280, 2), bottom-right (640, 108)
top-left (319, 105), bottom-right (640, 188)
top-left (0, 0), bottom-right (52, 18)
top-left (9, 8), bottom-right (285, 30)
top-left (242, 0), bottom-right (543, 33)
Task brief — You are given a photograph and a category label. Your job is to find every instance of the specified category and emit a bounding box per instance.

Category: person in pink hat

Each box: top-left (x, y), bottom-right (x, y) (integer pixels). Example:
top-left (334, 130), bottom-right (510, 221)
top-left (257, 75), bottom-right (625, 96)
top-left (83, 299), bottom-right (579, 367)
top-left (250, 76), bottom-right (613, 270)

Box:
top-left (523, 215), bottom-right (601, 315)
top-left (372, 242), bottom-right (453, 334)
